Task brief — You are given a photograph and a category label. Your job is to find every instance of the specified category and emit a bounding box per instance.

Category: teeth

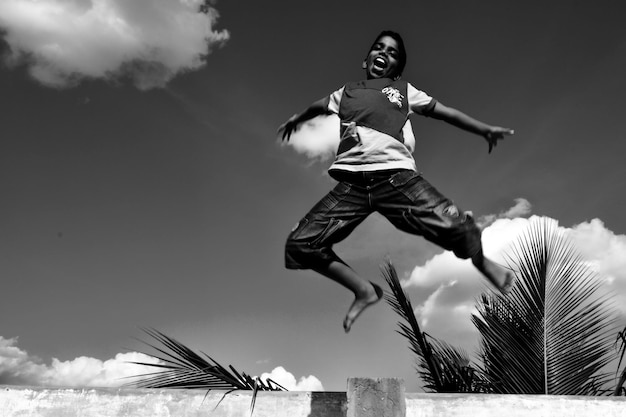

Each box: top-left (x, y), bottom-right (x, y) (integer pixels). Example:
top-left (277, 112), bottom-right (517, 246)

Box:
top-left (374, 57), bottom-right (386, 67)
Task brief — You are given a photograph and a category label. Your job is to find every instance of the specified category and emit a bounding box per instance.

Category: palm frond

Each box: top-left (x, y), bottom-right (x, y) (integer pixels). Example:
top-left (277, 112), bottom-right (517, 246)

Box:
top-left (615, 327), bottom-right (626, 376)
top-left (473, 293), bottom-right (543, 393)
top-left (426, 335), bottom-right (491, 393)
top-left (474, 217), bottom-right (619, 395)
top-left (127, 328), bottom-right (286, 392)
top-left (381, 259), bottom-right (486, 392)
top-left (614, 326), bottom-right (626, 395)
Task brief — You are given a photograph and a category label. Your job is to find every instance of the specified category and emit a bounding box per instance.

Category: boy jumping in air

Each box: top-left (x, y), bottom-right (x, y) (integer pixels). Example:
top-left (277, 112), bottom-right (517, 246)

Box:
top-left (279, 30), bottom-right (515, 333)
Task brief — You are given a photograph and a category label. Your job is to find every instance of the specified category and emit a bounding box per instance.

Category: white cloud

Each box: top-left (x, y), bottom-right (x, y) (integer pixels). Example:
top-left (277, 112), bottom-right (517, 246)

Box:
top-left (406, 251), bottom-right (472, 288)
top-left (476, 197), bottom-right (532, 229)
top-left (260, 366), bottom-right (324, 391)
top-left (0, 337), bottom-right (325, 392)
top-left (413, 280), bottom-right (481, 345)
top-left (0, 0), bottom-right (229, 89)
top-left (0, 336), bottom-right (48, 385)
top-left (416, 280), bottom-right (457, 326)
top-left (566, 218), bottom-right (626, 315)
top-left (281, 115), bottom-right (339, 163)
top-left (401, 200), bottom-right (626, 353)
top-left (502, 198), bottom-right (532, 219)
top-left (0, 336), bottom-right (160, 387)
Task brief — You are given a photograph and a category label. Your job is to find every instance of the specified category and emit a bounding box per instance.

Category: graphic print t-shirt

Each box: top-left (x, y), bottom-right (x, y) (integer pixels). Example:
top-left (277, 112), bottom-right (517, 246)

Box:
top-left (325, 78), bottom-right (435, 174)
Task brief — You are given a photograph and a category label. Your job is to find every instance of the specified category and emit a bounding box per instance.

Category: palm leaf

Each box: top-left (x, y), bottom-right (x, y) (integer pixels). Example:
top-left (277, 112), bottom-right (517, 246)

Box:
top-left (614, 326), bottom-right (626, 395)
top-left (127, 328), bottom-right (286, 392)
top-left (381, 259), bottom-right (487, 392)
top-left (427, 336), bottom-right (492, 393)
top-left (473, 217), bottom-right (619, 394)
top-left (472, 294), bottom-right (542, 393)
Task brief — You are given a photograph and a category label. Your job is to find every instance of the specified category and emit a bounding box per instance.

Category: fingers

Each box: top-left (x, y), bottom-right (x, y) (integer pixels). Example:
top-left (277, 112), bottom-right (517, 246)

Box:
top-left (277, 123), bottom-right (293, 141)
top-left (493, 127), bottom-right (514, 139)
top-left (501, 128), bottom-right (514, 137)
top-left (488, 136), bottom-right (502, 153)
top-left (278, 115), bottom-right (300, 141)
top-left (486, 127), bottom-right (514, 153)
top-left (283, 124), bottom-right (295, 141)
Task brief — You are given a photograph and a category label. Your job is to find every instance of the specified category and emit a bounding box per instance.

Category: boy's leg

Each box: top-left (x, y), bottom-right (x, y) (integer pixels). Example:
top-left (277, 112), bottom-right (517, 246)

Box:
top-left (471, 249), bottom-right (515, 294)
top-left (377, 171), bottom-right (515, 294)
top-left (285, 181), bottom-right (383, 331)
top-left (312, 261), bottom-right (383, 333)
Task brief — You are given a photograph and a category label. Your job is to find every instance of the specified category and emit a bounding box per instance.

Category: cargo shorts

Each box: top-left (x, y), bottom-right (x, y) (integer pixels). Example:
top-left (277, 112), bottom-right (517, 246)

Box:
top-left (285, 169), bottom-right (482, 270)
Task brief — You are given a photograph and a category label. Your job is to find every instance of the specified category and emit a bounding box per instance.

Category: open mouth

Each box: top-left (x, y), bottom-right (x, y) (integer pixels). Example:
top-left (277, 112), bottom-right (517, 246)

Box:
top-left (373, 57), bottom-right (387, 70)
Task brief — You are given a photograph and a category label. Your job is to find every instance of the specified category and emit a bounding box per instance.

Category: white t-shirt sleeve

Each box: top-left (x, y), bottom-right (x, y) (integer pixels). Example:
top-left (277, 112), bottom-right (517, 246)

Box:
top-left (327, 86), bottom-right (345, 114)
top-left (407, 83), bottom-right (436, 116)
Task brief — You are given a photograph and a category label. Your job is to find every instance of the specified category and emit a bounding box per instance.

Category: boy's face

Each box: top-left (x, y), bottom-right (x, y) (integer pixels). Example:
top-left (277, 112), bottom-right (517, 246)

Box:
top-left (363, 35), bottom-right (401, 80)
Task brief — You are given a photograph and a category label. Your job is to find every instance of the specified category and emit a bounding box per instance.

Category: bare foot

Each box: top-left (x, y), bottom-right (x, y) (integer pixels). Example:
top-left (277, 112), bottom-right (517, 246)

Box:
top-left (499, 270), bottom-right (515, 294)
top-left (343, 282), bottom-right (384, 333)
top-left (472, 255), bottom-right (516, 295)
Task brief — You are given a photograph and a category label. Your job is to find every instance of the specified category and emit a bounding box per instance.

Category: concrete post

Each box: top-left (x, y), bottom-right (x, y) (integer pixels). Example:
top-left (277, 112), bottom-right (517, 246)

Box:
top-left (347, 377), bottom-right (406, 417)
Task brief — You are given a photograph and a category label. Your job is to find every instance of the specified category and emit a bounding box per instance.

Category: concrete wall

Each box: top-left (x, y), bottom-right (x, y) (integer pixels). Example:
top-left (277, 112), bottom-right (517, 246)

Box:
top-left (0, 386), bottom-right (345, 417)
top-left (405, 393), bottom-right (626, 417)
top-left (2, 382), bottom-right (626, 417)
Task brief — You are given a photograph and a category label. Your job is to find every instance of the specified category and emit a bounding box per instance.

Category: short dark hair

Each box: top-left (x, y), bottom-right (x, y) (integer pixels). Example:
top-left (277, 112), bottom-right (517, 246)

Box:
top-left (368, 30), bottom-right (407, 77)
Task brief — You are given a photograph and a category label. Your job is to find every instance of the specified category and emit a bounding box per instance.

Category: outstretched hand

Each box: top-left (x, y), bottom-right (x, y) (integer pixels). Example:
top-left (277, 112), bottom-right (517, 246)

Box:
top-left (277, 114), bottom-right (301, 142)
top-left (485, 127), bottom-right (514, 153)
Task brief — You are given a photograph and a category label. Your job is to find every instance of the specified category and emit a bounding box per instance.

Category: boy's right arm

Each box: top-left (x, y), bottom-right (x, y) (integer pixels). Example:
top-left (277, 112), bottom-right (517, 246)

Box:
top-left (278, 98), bottom-right (332, 141)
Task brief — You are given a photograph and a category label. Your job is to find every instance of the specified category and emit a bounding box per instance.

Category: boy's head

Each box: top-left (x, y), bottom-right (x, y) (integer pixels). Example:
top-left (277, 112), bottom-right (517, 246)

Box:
top-left (363, 30), bottom-right (407, 80)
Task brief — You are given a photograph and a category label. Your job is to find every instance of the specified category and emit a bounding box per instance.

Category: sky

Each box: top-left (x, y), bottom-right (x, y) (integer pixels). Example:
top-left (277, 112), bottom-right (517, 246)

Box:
top-left (1, 0), bottom-right (626, 392)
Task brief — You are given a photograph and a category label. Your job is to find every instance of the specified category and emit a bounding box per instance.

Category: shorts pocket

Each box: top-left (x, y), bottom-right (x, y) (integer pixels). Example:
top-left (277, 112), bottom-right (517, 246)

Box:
top-left (320, 182), bottom-right (352, 210)
top-left (289, 217), bottom-right (345, 248)
top-left (311, 218), bottom-right (344, 247)
top-left (388, 171), bottom-right (432, 204)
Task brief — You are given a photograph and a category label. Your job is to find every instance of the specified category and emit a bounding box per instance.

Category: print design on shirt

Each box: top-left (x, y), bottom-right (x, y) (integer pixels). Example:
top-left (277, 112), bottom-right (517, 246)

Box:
top-left (381, 86), bottom-right (404, 108)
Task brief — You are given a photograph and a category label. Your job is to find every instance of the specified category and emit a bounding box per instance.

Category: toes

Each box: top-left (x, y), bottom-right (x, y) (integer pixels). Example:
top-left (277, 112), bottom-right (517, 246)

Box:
top-left (370, 281), bottom-right (384, 301)
top-left (343, 316), bottom-right (352, 333)
top-left (499, 274), bottom-right (515, 294)
top-left (342, 283), bottom-right (384, 333)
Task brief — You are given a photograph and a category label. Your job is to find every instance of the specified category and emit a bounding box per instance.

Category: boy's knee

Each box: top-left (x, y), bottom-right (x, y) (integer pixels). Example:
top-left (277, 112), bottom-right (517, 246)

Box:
top-left (413, 203), bottom-right (482, 260)
top-left (284, 237), bottom-right (334, 270)
top-left (449, 213), bottom-right (482, 259)
top-left (284, 237), bottom-right (308, 269)
top-left (284, 216), bottom-right (343, 269)
top-left (284, 230), bottom-right (341, 270)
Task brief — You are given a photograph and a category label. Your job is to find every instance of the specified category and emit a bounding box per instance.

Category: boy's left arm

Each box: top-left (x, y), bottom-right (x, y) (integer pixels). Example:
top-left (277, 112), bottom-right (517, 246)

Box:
top-left (427, 102), bottom-right (514, 153)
